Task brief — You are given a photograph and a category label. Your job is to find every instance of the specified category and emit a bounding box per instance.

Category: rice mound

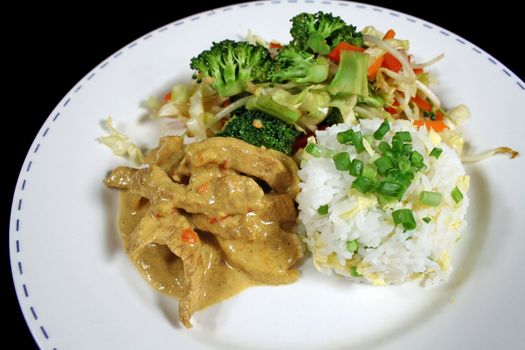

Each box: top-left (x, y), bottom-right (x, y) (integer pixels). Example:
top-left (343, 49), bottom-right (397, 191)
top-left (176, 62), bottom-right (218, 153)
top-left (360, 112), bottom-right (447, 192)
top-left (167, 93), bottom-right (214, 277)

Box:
top-left (297, 119), bottom-right (469, 285)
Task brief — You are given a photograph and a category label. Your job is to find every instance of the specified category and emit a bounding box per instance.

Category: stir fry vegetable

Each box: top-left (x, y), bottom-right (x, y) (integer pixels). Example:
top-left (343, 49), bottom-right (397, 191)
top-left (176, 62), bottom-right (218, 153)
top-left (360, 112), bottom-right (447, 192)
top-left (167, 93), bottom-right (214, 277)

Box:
top-left (138, 11), bottom-right (517, 162)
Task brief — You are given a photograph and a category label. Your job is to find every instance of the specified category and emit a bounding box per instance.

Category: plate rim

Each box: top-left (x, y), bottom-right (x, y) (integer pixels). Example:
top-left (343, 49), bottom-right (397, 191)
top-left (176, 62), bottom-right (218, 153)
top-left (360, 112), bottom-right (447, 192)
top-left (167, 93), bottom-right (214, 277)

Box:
top-left (9, 1), bottom-right (525, 348)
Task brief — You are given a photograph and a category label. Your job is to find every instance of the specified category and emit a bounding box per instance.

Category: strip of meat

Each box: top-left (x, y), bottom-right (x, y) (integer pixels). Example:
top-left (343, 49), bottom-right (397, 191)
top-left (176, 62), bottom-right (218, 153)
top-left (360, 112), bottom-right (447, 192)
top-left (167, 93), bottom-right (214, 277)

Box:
top-left (216, 229), bottom-right (303, 285)
top-left (129, 166), bottom-right (266, 217)
top-left (128, 211), bottom-right (203, 328)
top-left (183, 137), bottom-right (300, 196)
top-left (144, 136), bottom-right (185, 173)
top-left (260, 194), bottom-right (297, 224)
top-left (192, 195), bottom-right (296, 241)
top-left (104, 166), bottom-right (137, 189)
top-left (192, 213), bottom-right (264, 240)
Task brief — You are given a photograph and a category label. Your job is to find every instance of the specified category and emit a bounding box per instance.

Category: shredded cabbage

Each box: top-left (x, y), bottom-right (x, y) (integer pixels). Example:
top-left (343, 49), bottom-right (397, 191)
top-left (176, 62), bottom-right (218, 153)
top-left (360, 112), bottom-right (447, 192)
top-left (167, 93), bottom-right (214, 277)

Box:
top-left (211, 96), bottom-right (251, 124)
top-left (149, 84), bottom-right (193, 119)
top-left (246, 29), bottom-right (269, 48)
top-left (146, 96), bottom-right (161, 111)
top-left (296, 88), bottom-right (331, 121)
top-left (447, 104), bottom-right (470, 129)
top-left (99, 117), bottom-right (144, 165)
top-left (186, 86), bottom-right (208, 140)
top-left (361, 26), bottom-right (384, 39)
top-left (170, 85), bottom-right (192, 104)
top-left (441, 131), bottom-right (465, 154)
top-left (330, 95), bottom-right (358, 124)
top-left (355, 105), bottom-right (390, 120)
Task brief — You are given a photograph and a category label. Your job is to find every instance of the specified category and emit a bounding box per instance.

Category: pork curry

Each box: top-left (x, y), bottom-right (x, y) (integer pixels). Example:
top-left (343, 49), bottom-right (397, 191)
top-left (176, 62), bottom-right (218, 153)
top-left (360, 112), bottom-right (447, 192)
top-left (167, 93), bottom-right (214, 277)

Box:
top-left (104, 136), bottom-right (303, 328)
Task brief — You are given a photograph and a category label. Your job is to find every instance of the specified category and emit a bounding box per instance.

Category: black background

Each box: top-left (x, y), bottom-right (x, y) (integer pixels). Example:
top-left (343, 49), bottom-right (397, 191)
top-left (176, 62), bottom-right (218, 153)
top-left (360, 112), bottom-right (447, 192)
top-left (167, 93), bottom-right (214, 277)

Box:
top-left (5, 1), bottom-right (522, 348)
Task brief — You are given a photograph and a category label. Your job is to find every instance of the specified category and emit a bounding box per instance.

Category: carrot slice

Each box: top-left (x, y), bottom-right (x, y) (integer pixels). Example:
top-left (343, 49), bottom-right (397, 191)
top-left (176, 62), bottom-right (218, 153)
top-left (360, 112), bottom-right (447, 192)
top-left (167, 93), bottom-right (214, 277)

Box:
top-left (385, 106), bottom-right (397, 114)
top-left (327, 42), bottom-right (365, 63)
top-left (381, 53), bottom-right (402, 72)
top-left (430, 121), bottom-right (447, 132)
top-left (367, 55), bottom-right (385, 80)
top-left (385, 99), bottom-right (400, 114)
top-left (411, 96), bottom-right (432, 112)
top-left (413, 120), bottom-right (448, 132)
top-left (383, 29), bottom-right (396, 40)
top-left (181, 229), bottom-right (199, 244)
top-left (197, 183), bottom-right (208, 194)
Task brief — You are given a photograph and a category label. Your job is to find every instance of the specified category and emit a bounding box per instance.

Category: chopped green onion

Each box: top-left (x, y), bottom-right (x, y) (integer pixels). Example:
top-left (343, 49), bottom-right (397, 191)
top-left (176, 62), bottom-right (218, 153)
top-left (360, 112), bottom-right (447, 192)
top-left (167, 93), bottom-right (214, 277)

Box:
top-left (451, 186), bottom-right (463, 203)
top-left (345, 239), bottom-right (359, 252)
top-left (410, 151), bottom-right (424, 169)
top-left (378, 181), bottom-right (402, 196)
top-left (362, 164), bottom-right (377, 180)
top-left (378, 193), bottom-right (395, 206)
top-left (337, 130), bottom-right (353, 144)
top-left (430, 147), bottom-right (443, 159)
top-left (333, 152), bottom-right (351, 171)
top-left (350, 159), bottom-right (363, 177)
top-left (378, 141), bottom-right (390, 154)
top-left (410, 151), bottom-right (424, 163)
top-left (419, 191), bottom-right (442, 206)
top-left (402, 171), bottom-right (415, 182)
top-left (384, 150), bottom-right (395, 160)
top-left (352, 176), bottom-right (374, 193)
top-left (394, 131), bottom-right (412, 142)
top-left (350, 130), bottom-right (365, 154)
top-left (385, 169), bottom-right (413, 186)
top-left (373, 120), bottom-right (390, 140)
top-left (391, 138), bottom-right (403, 153)
top-left (323, 123), bottom-right (428, 206)
top-left (392, 208), bottom-right (417, 230)
top-left (422, 217), bottom-right (432, 224)
top-left (305, 143), bottom-right (321, 157)
top-left (374, 156), bottom-right (394, 174)
top-left (305, 143), bottom-right (333, 158)
top-left (350, 266), bottom-right (362, 277)
top-left (317, 204), bottom-right (329, 215)
top-left (398, 156), bottom-right (411, 173)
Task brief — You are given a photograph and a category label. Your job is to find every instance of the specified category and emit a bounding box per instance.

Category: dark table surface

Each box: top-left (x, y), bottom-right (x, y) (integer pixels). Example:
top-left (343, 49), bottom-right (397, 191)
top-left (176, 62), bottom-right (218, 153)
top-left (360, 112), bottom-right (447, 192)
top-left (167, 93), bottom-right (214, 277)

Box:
top-left (6, 1), bottom-right (522, 348)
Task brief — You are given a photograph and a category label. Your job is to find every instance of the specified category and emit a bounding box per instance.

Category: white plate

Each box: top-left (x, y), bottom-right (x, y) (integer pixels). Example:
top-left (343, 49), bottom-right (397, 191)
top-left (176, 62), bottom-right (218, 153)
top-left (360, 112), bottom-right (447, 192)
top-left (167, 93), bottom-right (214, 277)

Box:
top-left (10, 1), bottom-right (525, 349)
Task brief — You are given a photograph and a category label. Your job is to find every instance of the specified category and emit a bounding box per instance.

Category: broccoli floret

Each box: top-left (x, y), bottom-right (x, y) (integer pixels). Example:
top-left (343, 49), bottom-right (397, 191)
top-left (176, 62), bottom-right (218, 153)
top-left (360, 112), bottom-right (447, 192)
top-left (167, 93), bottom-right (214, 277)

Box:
top-left (331, 25), bottom-right (364, 48)
top-left (290, 12), bottom-right (346, 54)
top-left (290, 12), bottom-right (363, 54)
top-left (217, 108), bottom-right (301, 155)
top-left (270, 46), bottom-right (329, 84)
top-left (190, 40), bottom-right (272, 97)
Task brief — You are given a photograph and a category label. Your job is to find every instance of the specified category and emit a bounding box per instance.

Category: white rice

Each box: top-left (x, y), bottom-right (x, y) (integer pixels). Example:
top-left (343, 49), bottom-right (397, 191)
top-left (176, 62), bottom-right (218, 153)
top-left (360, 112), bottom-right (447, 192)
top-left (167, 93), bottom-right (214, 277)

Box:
top-left (297, 119), bottom-right (469, 285)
